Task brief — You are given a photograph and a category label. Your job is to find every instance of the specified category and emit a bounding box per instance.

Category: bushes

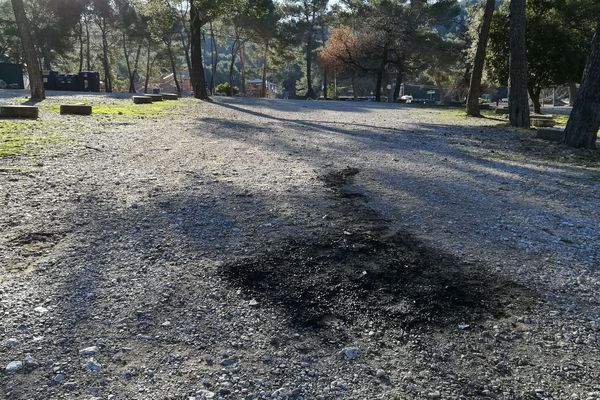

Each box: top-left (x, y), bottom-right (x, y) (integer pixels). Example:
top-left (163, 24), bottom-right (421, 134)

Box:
top-left (215, 82), bottom-right (239, 96)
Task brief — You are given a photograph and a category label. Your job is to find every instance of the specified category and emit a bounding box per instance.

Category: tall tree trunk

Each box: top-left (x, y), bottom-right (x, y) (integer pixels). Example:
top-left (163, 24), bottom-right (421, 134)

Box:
top-left (508, 0), bottom-right (530, 127)
top-left (180, 30), bottom-right (192, 80)
top-left (128, 44), bottom-right (141, 93)
top-left (375, 69), bottom-right (383, 102)
top-left (99, 18), bottom-right (112, 93)
top-left (351, 73), bottom-right (358, 100)
top-left (322, 69), bottom-right (328, 99)
top-left (375, 48), bottom-right (388, 102)
top-left (563, 19), bottom-right (600, 149)
top-left (123, 33), bottom-right (133, 92)
top-left (41, 48), bottom-right (51, 70)
top-left (189, 2), bottom-right (209, 100)
top-left (306, 30), bottom-right (315, 98)
top-left (10, 0), bottom-right (44, 100)
top-left (568, 82), bottom-right (578, 106)
top-left (240, 42), bottom-right (246, 96)
top-left (209, 21), bottom-right (217, 94)
top-left (321, 26), bottom-right (328, 100)
top-left (78, 21), bottom-right (84, 72)
top-left (261, 40), bottom-right (268, 98)
top-left (393, 68), bottom-right (403, 101)
top-left (228, 38), bottom-right (238, 94)
top-left (85, 14), bottom-right (91, 70)
top-left (466, 0), bottom-right (495, 117)
top-left (166, 40), bottom-right (181, 94)
top-left (144, 40), bottom-right (151, 93)
top-left (528, 86), bottom-right (542, 114)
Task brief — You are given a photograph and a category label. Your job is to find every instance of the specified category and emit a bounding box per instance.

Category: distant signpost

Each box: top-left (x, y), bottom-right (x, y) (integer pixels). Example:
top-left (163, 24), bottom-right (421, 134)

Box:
top-left (427, 90), bottom-right (436, 102)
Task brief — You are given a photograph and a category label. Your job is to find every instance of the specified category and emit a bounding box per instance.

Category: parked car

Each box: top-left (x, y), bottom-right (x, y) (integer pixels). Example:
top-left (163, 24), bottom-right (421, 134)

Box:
top-left (400, 95), bottom-right (413, 103)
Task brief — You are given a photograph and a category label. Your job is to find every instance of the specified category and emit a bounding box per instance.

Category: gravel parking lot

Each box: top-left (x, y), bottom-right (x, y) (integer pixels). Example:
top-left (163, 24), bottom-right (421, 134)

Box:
top-left (1, 93), bottom-right (599, 399)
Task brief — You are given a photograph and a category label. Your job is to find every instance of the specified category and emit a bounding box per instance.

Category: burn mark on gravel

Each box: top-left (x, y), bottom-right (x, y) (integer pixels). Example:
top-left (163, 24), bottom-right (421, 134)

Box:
top-left (223, 167), bottom-right (533, 336)
top-left (9, 231), bottom-right (64, 245)
top-left (224, 231), bottom-right (531, 335)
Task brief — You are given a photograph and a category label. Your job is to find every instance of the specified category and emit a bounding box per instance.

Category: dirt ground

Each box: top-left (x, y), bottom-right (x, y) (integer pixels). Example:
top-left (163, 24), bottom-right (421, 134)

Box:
top-left (1, 93), bottom-right (599, 399)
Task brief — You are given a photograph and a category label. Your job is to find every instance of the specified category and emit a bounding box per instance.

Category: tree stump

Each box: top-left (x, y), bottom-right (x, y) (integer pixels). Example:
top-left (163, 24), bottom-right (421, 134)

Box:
top-left (60, 104), bottom-right (92, 115)
top-left (162, 93), bottom-right (179, 100)
top-left (147, 94), bottom-right (163, 102)
top-left (133, 96), bottom-right (153, 104)
top-left (536, 127), bottom-right (564, 141)
top-left (0, 105), bottom-right (39, 119)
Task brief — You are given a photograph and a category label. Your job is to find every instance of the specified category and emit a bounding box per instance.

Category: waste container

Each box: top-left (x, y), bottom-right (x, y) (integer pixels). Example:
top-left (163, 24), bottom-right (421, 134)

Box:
top-left (0, 63), bottom-right (25, 89)
top-left (78, 71), bottom-right (100, 92)
top-left (42, 70), bottom-right (58, 90)
top-left (57, 74), bottom-right (80, 91)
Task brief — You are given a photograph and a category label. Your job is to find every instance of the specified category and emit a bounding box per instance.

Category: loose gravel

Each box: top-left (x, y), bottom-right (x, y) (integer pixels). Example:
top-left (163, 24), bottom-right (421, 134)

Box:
top-left (1, 93), bottom-right (599, 399)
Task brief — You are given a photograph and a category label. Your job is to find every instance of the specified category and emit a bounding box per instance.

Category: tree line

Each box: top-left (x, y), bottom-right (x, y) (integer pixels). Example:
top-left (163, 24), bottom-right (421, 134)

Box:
top-left (3, 0), bottom-right (600, 148)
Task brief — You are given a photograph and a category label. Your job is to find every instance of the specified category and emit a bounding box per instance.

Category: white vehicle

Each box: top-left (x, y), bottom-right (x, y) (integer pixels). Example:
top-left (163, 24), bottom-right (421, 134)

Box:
top-left (400, 95), bottom-right (413, 104)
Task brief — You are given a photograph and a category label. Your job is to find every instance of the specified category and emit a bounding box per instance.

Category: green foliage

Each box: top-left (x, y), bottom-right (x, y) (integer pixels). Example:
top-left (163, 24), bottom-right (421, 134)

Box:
top-left (487, 0), bottom-right (600, 89)
top-left (142, 0), bottom-right (180, 44)
top-left (0, 0), bottom-right (21, 62)
top-left (215, 82), bottom-right (239, 95)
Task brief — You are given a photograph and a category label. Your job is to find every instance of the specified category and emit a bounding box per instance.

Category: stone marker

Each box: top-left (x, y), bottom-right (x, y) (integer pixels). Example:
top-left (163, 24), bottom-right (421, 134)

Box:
top-left (531, 114), bottom-right (557, 128)
top-left (162, 93), bottom-right (179, 100)
top-left (147, 94), bottom-right (163, 102)
top-left (536, 127), bottom-right (563, 142)
top-left (133, 96), bottom-right (153, 104)
top-left (60, 104), bottom-right (92, 115)
top-left (0, 105), bottom-right (39, 119)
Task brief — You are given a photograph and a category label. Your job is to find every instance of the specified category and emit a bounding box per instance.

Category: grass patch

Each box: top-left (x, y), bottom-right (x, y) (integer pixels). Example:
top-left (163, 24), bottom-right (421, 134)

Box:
top-left (0, 120), bottom-right (71, 157)
top-left (554, 115), bottom-right (569, 125)
top-left (93, 101), bottom-right (176, 115)
top-left (411, 104), bottom-right (504, 123)
top-left (42, 98), bottom-right (181, 117)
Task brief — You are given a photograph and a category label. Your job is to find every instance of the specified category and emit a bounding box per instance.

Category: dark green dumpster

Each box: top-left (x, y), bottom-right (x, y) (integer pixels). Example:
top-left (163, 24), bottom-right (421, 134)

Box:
top-left (0, 63), bottom-right (25, 89)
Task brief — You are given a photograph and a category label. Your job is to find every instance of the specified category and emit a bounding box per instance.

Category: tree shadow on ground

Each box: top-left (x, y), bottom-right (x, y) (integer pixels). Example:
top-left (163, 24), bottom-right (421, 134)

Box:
top-left (214, 96), bottom-right (411, 114)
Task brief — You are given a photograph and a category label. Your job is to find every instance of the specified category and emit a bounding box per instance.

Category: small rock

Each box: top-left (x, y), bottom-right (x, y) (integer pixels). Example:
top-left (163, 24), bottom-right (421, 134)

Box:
top-left (161, 321), bottom-right (172, 327)
top-left (34, 306), bottom-right (49, 314)
top-left (52, 373), bottom-right (66, 384)
top-left (79, 346), bottom-right (99, 356)
top-left (5, 338), bottom-right (19, 348)
top-left (197, 389), bottom-right (215, 399)
top-left (428, 391), bottom-right (441, 399)
top-left (248, 299), bottom-right (259, 307)
top-left (82, 358), bottom-right (101, 372)
top-left (23, 354), bottom-right (37, 369)
top-left (221, 358), bottom-right (236, 366)
top-left (272, 387), bottom-right (288, 397)
top-left (375, 369), bottom-right (388, 381)
top-left (340, 347), bottom-right (360, 360)
top-left (5, 361), bottom-right (23, 373)
top-left (63, 381), bottom-right (77, 390)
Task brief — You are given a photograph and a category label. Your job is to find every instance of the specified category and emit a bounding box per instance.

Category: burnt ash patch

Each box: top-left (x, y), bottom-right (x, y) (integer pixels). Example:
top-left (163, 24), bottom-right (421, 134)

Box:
top-left (224, 231), bottom-right (531, 335)
top-left (223, 167), bottom-right (533, 336)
